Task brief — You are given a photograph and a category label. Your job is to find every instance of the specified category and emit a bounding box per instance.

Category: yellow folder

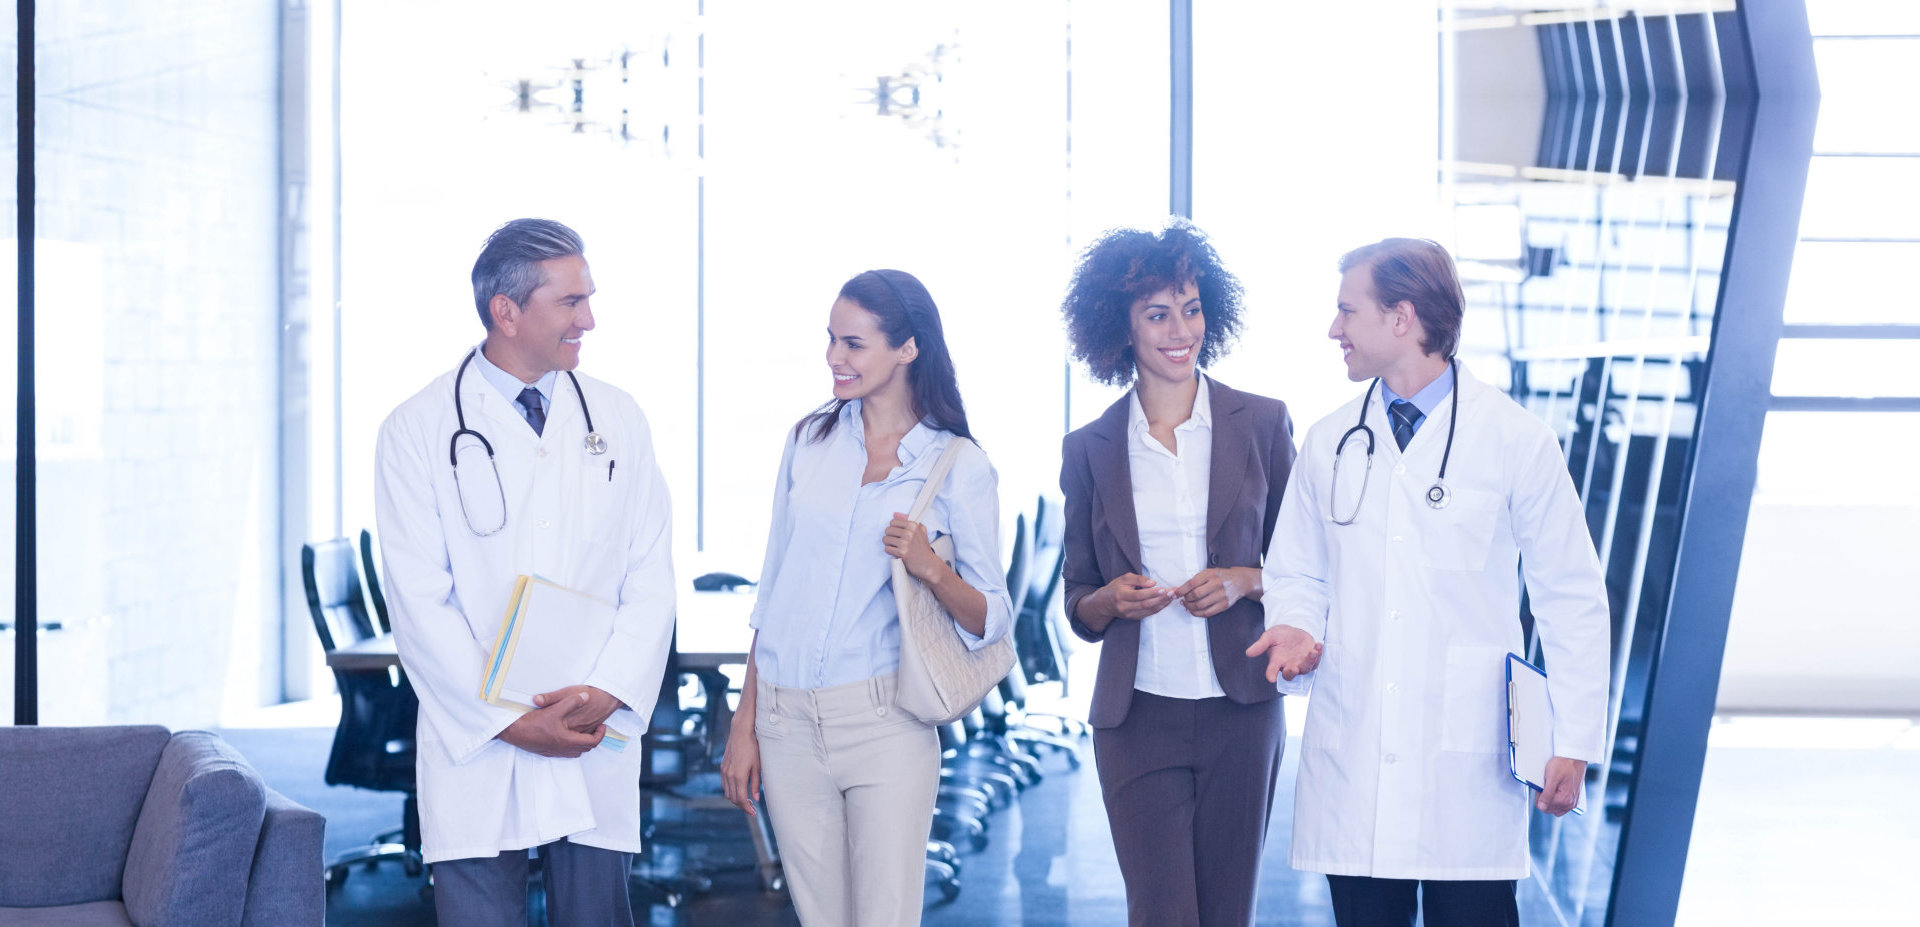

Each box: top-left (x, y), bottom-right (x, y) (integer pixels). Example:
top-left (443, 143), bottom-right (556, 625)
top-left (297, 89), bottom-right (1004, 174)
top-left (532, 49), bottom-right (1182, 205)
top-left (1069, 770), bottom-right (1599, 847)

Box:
top-left (480, 575), bottom-right (629, 753)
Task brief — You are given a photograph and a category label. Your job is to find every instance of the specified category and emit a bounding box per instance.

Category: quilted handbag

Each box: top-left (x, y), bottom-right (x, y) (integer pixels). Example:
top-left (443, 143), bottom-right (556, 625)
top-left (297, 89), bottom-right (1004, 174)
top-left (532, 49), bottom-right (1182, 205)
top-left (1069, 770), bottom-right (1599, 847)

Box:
top-left (892, 437), bottom-right (1016, 725)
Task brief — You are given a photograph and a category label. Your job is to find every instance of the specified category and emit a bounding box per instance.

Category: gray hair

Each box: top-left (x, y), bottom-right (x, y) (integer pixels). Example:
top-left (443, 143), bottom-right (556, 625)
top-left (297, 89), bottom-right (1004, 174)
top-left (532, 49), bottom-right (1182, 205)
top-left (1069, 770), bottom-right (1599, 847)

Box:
top-left (470, 218), bottom-right (586, 329)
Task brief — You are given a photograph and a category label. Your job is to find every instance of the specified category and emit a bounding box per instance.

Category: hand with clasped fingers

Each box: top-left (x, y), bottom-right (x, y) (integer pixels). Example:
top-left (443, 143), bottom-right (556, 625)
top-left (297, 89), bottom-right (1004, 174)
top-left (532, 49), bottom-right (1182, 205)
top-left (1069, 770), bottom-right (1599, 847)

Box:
top-left (496, 686), bottom-right (622, 758)
top-left (1244, 625), bottom-right (1324, 682)
top-left (1092, 572), bottom-right (1178, 621)
top-left (1171, 566), bottom-right (1261, 618)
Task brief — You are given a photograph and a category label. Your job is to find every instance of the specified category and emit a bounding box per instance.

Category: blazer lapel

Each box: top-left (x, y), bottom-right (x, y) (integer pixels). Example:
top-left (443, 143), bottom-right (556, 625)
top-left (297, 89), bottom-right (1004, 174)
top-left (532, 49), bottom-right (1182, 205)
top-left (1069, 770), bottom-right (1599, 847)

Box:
top-left (1205, 379), bottom-right (1252, 548)
top-left (1086, 395), bottom-right (1145, 575)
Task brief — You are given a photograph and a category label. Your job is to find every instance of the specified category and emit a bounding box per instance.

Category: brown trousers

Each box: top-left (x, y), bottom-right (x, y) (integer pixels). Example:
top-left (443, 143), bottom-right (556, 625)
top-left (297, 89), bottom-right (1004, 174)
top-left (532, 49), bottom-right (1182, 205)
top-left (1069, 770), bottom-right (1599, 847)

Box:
top-left (1093, 691), bottom-right (1287, 927)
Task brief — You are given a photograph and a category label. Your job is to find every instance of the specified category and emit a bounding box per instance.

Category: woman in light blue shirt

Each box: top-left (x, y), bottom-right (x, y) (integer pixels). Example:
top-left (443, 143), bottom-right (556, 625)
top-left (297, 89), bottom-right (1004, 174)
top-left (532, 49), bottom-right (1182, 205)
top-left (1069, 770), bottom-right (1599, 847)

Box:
top-left (721, 268), bottom-right (1012, 926)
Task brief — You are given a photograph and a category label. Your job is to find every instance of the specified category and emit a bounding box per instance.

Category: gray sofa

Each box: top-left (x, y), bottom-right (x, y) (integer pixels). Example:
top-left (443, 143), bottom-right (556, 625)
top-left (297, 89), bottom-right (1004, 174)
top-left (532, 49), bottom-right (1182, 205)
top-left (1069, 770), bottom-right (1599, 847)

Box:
top-left (0, 725), bottom-right (325, 927)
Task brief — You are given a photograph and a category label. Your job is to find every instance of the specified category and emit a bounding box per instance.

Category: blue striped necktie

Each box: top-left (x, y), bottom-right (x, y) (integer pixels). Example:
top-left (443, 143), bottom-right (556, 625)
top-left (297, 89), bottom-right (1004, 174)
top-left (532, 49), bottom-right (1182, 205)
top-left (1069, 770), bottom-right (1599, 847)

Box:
top-left (517, 387), bottom-right (547, 436)
top-left (1389, 399), bottom-right (1423, 451)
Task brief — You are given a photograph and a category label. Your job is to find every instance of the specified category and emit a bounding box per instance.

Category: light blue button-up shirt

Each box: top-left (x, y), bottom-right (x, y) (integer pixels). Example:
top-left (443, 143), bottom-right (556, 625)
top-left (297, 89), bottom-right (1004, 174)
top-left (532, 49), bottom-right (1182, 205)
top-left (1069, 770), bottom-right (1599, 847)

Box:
top-left (749, 400), bottom-right (1014, 690)
top-left (471, 344), bottom-right (558, 432)
top-left (1379, 362), bottom-right (1456, 438)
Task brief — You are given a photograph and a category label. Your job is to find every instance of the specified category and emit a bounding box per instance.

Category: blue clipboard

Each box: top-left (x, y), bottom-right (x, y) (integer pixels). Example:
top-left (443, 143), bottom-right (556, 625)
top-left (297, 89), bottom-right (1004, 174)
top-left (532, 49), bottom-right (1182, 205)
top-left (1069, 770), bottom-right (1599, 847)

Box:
top-left (1505, 652), bottom-right (1584, 814)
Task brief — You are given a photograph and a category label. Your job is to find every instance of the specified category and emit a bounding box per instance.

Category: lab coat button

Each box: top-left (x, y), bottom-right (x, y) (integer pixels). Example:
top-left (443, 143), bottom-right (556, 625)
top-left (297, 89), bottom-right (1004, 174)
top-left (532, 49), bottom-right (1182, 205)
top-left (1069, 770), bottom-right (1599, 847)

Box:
top-left (537, 447), bottom-right (548, 458)
top-left (1391, 535), bottom-right (1403, 543)
top-left (1384, 753), bottom-right (1397, 764)
top-left (538, 519), bottom-right (550, 530)
top-left (1389, 610), bottom-right (1401, 620)
top-left (1386, 682), bottom-right (1399, 694)
top-left (1394, 463), bottom-right (1406, 475)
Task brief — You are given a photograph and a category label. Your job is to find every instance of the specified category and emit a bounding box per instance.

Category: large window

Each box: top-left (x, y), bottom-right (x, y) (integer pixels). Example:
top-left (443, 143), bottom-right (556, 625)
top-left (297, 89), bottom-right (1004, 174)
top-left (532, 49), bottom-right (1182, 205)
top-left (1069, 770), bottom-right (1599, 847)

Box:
top-left (337, 1), bottom-right (1173, 591)
top-left (4, 1), bottom-right (281, 727)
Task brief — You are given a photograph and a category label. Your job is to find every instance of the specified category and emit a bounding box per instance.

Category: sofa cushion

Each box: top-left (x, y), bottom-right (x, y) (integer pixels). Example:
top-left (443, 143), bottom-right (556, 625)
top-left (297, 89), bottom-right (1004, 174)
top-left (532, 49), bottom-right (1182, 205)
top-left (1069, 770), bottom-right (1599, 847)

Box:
top-left (0, 900), bottom-right (137, 927)
top-left (122, 731), bottom-right (267, 927)
top-left (0, 725), bottom-right (171, 907)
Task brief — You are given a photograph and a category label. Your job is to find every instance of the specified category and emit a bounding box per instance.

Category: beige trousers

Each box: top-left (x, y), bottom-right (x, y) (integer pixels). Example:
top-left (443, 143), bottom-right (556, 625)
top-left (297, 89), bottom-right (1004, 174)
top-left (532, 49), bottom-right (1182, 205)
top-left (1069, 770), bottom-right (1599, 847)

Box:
top-left (756, 672), bottom-right (939, 927)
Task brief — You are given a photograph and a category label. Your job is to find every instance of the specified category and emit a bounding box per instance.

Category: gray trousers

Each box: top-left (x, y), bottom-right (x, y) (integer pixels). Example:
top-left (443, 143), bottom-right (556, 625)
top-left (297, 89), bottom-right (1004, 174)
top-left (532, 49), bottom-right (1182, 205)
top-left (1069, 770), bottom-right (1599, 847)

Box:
top-left (431, 839), bottom-right (634, 927)
top-left (1093, 691), bottom-right (1286, 927)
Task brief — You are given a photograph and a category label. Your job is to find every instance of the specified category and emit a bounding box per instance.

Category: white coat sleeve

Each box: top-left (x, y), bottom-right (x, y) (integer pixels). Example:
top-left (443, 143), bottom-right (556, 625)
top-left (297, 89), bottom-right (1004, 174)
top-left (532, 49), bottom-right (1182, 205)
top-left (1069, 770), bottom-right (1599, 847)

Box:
top-left (747, 430), bottom-right (799, 632)
top-left (374, 412), bottom-right (520, 764)
top-left (584, 406), bottom-right (677, 722)
top-left (1509, 421), bottom-right (1611, 764)
top-left (942, 446), bottom-right (1013, 650)
top-left (1263, 453), bottom-right (1330, 697)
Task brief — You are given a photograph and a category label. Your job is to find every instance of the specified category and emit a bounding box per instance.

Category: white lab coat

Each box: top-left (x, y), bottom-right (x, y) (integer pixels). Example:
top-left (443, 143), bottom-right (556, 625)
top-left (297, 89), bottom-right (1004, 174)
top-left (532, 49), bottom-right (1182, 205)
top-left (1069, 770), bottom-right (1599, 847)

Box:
top-left (374, 354), bottom-right (675, 864)
top-left (1263, 364), bottom-right (1609, 880)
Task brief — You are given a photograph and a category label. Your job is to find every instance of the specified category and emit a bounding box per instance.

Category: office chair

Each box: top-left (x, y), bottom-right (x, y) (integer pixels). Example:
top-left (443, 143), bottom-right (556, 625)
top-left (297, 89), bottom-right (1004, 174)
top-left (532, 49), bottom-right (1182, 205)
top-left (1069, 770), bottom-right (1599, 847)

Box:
top-left (632, 634), bottom-right (728, 908)
top-left (359, 528), bottom-right (391, 635)
top-left (302, 538), bottom-right (423, 890)
top-left (1015, 496), bottom-right (1068, 688)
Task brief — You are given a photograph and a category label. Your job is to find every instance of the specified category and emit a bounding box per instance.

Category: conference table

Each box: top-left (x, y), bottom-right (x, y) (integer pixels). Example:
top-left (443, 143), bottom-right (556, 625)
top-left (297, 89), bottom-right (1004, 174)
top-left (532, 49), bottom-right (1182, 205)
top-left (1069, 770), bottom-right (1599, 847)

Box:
top-left (323, 589), bottom-right (781, 890)
top-left (325, 588), bottom-right (756, 671)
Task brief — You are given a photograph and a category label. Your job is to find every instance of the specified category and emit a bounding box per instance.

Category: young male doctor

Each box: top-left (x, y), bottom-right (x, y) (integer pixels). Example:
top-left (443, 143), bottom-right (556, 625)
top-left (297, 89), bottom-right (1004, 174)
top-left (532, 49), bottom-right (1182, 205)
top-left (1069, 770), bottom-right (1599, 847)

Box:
top-left (1248, 238), bottom-right (1610, 927)
top-left (375, 218), bottom-right (675, 927)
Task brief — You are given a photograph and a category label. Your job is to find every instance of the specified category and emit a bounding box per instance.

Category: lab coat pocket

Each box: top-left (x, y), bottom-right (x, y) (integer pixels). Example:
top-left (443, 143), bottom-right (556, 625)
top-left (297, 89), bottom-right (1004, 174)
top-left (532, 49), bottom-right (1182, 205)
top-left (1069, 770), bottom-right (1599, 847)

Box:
top-left (1425, 488), bottom-right (1499, 572)
top-left (579, 458), bottom-right (629, 543)
top-left (1439, 644), bottom-right (1508, 754)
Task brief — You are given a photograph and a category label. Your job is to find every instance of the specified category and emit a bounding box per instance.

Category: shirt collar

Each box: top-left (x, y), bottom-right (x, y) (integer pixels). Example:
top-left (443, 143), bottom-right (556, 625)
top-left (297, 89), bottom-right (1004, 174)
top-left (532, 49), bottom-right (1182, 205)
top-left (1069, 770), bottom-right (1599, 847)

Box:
top-left (1378, 363), bottom-right (1454, 419)
top-left (842, 399), bottom-right (943, 465)
top-left (1127, 372), bottom-right (1213, 437)
top-left (472, 344), bottom-right (558, 406)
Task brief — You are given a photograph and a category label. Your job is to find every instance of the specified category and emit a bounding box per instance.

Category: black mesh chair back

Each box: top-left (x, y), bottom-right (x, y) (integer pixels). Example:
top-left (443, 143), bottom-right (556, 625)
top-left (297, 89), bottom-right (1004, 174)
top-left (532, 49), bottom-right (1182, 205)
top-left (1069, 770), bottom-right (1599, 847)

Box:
top-left (301, 539), bottom-right (417, 795)
top-left (1003, 512), bottom-right (1030, 614)
top-left (1015, 495), bottom-right (1068, 684)
top-left (303, 539), bottom-right (378, 652)
top-left (359, 529), bottom-right (392, 635)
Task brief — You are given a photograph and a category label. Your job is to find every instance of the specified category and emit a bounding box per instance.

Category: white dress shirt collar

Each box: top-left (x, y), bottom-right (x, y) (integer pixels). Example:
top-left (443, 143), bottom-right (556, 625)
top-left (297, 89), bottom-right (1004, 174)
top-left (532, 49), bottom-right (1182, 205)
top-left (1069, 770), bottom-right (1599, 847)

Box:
top-left (1127, 372), bottom-right (1213, 449)
top-left (472, 343), bottom-right (559, 408)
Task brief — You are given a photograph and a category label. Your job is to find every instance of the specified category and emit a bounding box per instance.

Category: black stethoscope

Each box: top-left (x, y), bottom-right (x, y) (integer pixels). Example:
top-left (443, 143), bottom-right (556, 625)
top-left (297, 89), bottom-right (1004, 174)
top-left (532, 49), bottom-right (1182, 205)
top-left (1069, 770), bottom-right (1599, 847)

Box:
top-left (1329, 358), bottom-right (1459, 526)
top-left (449, 348), bottom-right (606, 537)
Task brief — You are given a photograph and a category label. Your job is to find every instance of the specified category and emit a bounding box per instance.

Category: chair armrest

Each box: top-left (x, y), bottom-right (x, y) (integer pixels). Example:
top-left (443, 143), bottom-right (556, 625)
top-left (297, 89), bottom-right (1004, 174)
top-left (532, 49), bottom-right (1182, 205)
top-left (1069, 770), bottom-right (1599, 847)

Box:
top-left (123, 732), bottom-right (267, 927)
top-left (242, 789), bottom-right (326, 927)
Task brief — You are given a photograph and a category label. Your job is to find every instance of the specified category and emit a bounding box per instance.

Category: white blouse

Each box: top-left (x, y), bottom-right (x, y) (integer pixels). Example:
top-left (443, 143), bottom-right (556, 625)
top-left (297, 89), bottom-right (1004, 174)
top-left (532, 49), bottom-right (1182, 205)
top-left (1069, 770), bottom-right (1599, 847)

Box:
top-left (1128, 375), bottom-right (1226, 700)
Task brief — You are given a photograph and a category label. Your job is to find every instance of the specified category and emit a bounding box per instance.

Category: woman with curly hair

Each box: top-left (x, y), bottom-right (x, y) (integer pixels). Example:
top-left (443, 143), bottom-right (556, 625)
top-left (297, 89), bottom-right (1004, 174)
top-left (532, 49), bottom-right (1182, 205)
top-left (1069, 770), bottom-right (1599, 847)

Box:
top-left (1058, 221), bottom-right (1300, 926)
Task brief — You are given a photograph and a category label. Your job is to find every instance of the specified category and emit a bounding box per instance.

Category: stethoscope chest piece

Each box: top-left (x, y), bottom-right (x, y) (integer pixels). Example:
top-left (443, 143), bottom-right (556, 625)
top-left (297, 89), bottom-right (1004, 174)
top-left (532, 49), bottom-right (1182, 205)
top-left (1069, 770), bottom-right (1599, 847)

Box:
top-left (584, 432), bottom-right (608, 455)
top-left (1426, 479), bottom-right (1451, 510)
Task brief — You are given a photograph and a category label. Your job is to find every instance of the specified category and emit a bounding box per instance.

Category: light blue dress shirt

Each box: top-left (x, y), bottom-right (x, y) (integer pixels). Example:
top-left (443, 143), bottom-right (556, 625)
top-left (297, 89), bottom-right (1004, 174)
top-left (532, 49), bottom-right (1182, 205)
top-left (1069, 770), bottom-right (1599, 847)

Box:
top-left (1378, 362), bottom-right (1456, 438)
top-left (749, 400), bottom-right (1014, 690)
top-left (472, 344), bottom-right (557, 432)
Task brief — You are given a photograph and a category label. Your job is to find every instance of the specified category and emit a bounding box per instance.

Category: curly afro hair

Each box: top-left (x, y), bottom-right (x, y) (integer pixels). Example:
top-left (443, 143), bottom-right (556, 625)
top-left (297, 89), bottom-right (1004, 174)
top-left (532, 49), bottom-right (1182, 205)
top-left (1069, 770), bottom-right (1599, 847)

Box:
top-left (1060, 220), bottom-right (1246, 387)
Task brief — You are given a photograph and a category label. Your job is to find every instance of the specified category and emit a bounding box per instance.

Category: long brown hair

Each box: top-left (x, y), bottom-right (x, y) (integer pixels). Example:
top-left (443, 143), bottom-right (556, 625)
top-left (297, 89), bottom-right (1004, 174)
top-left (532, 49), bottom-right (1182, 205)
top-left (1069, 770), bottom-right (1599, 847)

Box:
top-left (799, 269), bottom-right (975, 444)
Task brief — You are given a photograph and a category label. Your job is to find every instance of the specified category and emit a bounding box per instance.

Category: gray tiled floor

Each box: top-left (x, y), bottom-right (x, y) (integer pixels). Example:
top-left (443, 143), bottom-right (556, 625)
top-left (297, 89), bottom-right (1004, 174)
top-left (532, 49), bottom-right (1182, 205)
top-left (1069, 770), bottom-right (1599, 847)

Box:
top-left (220, 715), bottom-right (1920, 926)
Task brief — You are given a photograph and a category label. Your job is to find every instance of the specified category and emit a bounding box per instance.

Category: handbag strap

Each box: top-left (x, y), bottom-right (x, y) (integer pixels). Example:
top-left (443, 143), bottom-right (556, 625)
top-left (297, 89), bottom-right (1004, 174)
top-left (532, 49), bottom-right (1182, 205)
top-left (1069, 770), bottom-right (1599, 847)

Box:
top-left (907, 437), bottom-right (972, 522)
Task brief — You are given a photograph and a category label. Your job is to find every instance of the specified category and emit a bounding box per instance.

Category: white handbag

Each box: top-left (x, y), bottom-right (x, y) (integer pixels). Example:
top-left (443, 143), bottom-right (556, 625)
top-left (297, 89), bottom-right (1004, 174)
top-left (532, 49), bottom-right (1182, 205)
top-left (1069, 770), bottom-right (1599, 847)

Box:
top-left (892, 437), bottom-right (1016, 725)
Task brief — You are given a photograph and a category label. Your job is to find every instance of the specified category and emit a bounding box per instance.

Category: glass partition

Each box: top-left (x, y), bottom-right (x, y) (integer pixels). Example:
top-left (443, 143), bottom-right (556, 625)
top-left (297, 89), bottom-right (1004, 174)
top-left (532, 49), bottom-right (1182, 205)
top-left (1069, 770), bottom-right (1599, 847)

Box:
top-left (23, 1), bottom-right (281, 727)
top-left (1441, 4), bottom-right (1770, 923)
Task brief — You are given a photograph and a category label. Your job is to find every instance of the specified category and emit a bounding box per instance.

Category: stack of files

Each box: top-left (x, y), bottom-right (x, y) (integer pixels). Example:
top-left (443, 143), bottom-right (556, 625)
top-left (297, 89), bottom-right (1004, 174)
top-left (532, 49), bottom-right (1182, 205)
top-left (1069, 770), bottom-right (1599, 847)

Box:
top-left (481, 575), bottom-right (629, 753)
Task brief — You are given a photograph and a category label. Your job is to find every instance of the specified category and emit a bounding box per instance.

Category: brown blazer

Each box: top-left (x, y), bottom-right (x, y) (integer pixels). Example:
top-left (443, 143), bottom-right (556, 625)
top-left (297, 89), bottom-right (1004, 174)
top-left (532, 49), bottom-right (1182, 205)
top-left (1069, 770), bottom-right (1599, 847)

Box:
top-left (1060, 377), bottom-right (1297, 729)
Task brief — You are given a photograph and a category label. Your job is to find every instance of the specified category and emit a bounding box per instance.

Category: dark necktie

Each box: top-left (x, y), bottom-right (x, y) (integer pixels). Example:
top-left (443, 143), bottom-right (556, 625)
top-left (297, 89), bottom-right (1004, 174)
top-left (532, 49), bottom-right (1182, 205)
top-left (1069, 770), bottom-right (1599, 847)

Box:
top-left (1389, 399), bottom-right (1423, 451)
top-left (517, 387), bottom-right (547, 437)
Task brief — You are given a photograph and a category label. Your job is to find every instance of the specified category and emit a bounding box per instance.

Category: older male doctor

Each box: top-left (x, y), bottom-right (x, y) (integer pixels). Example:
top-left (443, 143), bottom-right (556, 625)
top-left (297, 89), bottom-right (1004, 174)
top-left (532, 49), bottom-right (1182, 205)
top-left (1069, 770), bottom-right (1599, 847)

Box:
top-left (1249, 238), bottom-right (1609, 927)
top-left (375, 218), bottom-right (674, 927)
